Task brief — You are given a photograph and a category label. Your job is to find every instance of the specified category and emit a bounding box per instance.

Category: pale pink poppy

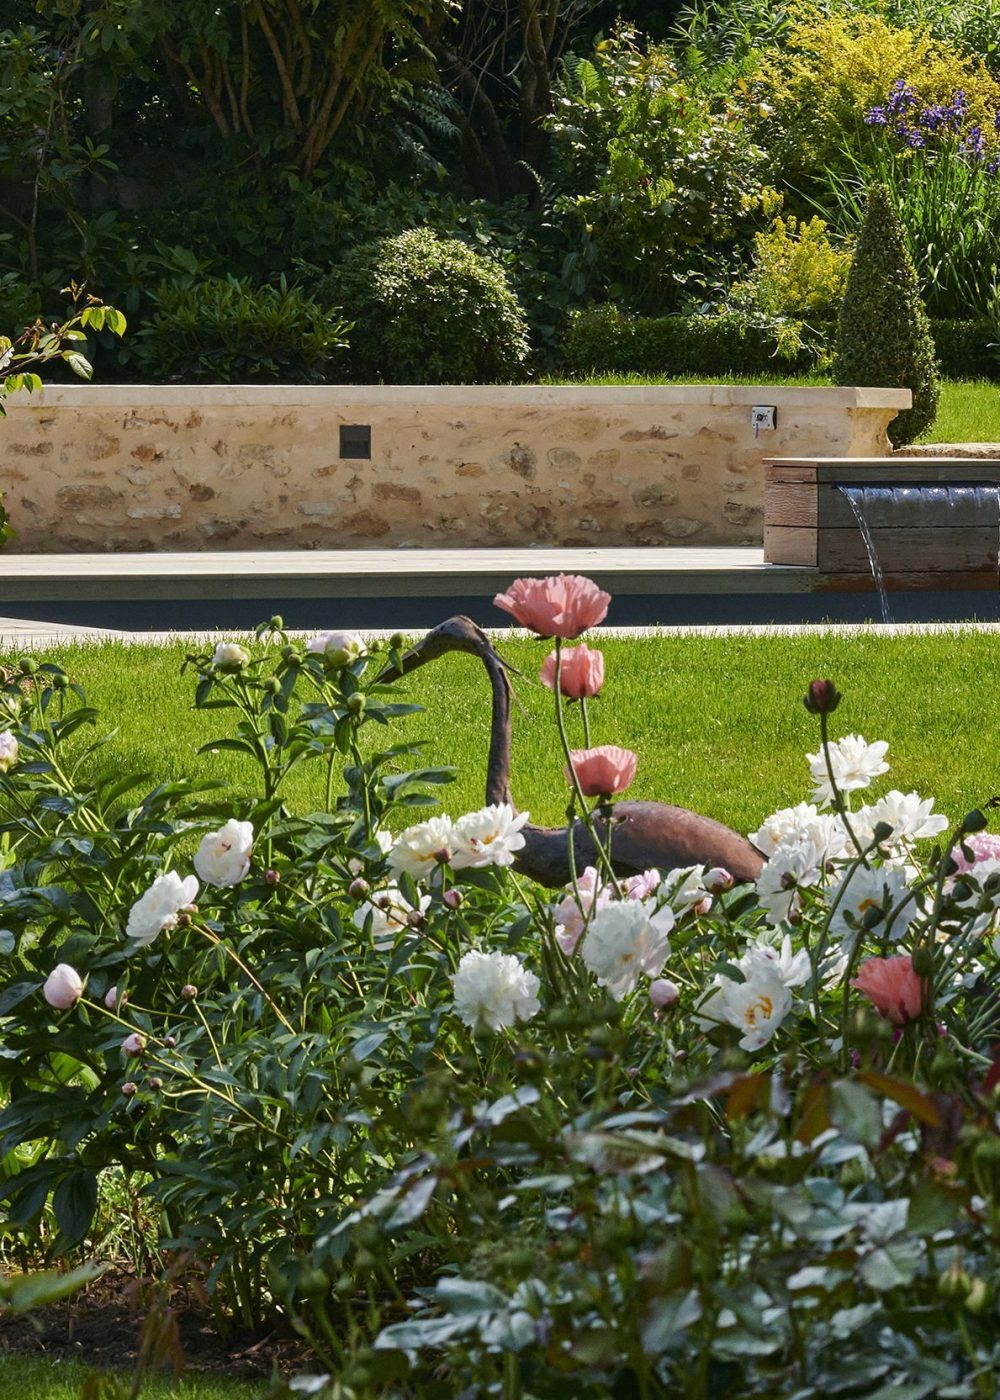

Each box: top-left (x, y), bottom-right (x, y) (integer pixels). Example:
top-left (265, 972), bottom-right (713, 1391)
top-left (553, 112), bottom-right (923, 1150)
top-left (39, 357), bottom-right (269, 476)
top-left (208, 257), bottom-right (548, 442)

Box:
top-left (566, 745), bottom-right (637, 798)
top-left (493, 574), bottom-right (610, 638)
top-left (539, 643), bottom-right (605, 699)
top-left (852, 955), bottom-right (926, 1025)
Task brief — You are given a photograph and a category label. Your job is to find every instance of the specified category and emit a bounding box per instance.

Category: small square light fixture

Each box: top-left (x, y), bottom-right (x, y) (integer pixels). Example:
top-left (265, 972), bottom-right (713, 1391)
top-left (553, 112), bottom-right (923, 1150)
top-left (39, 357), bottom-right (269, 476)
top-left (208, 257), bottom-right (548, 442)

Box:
top-left (339, 424), bottom-right (371, 459)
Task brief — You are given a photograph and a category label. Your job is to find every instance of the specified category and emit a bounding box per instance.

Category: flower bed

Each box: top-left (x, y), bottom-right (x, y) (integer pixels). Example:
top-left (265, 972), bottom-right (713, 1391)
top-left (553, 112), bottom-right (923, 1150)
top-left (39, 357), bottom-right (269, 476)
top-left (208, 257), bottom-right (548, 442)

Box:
top-left (1, 582), bottom-right (999, 1397)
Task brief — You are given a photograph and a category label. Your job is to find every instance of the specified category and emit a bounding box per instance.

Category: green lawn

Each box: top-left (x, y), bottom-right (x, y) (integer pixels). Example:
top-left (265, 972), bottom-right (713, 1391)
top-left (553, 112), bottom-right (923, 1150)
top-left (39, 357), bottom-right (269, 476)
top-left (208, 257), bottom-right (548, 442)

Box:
top-left (4, 633), bottom-right (1000, 839)
top-left (546, 374), bottom-right (1000, 444)
top-left (0, 1356), bottom-right (263, 1399)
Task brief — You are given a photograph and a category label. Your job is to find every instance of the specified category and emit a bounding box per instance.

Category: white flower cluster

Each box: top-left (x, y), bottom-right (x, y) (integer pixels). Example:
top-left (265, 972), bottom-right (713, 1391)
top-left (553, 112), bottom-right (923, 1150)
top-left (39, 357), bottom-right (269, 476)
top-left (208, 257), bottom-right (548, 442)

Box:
top-left (388, 805), bottom-right (530, 880)
top-left (451, 949), bottom-right (541, 1031)
top-left (126, 820), bottom-right (255, 946)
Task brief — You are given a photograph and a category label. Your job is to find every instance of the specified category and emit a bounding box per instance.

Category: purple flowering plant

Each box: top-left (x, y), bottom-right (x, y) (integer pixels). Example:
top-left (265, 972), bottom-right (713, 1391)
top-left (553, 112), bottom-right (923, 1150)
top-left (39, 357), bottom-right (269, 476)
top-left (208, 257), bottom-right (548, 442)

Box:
top-left (866, 79), bottom-right (1000, 174)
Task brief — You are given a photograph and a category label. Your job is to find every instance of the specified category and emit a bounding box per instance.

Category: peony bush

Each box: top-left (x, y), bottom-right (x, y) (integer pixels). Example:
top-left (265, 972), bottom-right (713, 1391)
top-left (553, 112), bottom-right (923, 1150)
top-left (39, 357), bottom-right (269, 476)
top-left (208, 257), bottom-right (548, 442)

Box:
top-left (1, 587), bottom-right (1000, 1396)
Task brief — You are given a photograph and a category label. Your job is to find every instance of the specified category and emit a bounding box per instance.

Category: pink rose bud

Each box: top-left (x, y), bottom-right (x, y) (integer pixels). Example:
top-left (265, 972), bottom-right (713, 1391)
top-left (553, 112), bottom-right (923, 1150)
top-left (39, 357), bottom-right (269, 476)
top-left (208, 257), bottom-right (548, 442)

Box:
top-left (649, 978), bottom-right (680, 1009)
top-left (121, 1081), bottom-right (138, 1098)
top-left (803, 679), bottom-right (841, 715)
top-left (181, 984), bottom-right (198, 1001)
top-left (566, 745), bottom-right (638, 799)
top-left (264, 868), bottom-right (280, 885)
top-left (539, 643), bottom-right (605, 700)
top-left (43, 963), bottom-right (83, 1010)
top-left (493, 573), bottom-right (611, 638)
top-left (443, 888), bottom-right (464, 910)
top-left (122, 1033), bottom-right (147, 1055)
top-left (704, 867), bottom-right (734, 894)
top-left (348, 877), bottom-right (370, 900)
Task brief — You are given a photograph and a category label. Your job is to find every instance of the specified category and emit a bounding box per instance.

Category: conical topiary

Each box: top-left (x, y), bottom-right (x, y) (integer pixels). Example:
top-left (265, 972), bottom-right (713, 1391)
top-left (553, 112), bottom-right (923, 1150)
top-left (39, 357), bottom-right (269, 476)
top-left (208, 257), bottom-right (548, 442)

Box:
top-left (833, 183), bottom-right (940, 447)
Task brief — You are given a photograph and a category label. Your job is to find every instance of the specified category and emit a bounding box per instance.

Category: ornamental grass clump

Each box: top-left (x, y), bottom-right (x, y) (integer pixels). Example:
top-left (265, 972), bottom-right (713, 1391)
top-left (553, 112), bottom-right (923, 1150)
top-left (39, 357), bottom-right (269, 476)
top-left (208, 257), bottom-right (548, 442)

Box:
top-left (3, 591), bottom-right (1000, 1394)
top-left (833, 182), bottom-right (940, 444)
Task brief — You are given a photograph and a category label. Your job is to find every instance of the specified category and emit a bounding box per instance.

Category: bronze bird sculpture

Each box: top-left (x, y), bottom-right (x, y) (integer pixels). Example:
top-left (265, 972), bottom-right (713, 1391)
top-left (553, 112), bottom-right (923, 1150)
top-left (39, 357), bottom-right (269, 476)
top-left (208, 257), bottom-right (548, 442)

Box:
top-left (383, 615), bottom-right (764, 889)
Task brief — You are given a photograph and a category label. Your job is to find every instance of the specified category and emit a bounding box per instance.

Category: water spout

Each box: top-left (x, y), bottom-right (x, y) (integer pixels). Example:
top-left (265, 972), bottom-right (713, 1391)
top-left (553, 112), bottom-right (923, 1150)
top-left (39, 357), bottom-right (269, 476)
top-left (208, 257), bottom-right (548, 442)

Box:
top-left (838, 485), bottom-right (892, 623)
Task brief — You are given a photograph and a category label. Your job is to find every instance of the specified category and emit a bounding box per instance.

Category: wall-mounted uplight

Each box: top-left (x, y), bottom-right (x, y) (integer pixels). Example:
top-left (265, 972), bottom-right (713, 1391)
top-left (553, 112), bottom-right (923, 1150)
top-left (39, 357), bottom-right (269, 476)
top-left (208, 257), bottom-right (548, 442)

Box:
top-left (340, 424), bottom-right (372, 459)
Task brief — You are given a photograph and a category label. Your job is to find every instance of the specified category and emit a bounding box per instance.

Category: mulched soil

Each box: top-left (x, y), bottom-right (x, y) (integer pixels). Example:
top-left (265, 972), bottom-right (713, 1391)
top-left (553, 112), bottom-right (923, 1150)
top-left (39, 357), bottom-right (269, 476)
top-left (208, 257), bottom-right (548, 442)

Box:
top-left (0, 1267), bottom-right (309, 1378)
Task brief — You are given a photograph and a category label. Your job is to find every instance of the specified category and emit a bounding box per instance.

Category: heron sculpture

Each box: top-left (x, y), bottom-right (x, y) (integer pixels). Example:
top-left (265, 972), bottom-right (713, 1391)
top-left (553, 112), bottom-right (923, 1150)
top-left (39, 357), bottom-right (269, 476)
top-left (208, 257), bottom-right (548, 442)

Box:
top-left (384, 615), bottom-right (765, 889)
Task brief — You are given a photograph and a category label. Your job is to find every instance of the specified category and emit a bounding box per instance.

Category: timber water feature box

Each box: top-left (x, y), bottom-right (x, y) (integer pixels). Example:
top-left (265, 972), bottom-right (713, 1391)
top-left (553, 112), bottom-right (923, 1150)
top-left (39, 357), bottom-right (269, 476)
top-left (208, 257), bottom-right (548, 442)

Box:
top-left (763, 457), bottom-right (1000, 591)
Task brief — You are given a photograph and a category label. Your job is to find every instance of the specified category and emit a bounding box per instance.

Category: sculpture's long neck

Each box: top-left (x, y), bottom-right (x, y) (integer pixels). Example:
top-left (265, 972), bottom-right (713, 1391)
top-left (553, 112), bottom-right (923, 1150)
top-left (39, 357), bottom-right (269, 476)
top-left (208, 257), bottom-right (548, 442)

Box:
top-left (480, 648), bottom-right (514, 809)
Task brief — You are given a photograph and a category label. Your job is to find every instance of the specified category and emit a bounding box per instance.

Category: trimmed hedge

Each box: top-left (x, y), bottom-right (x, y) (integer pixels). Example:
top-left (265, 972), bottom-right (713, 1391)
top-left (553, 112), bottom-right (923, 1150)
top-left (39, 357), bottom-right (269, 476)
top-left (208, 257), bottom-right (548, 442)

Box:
top-left (561, 305), bottom-right (816, 378)
top-left (929, 319), bottom-right (996, 380)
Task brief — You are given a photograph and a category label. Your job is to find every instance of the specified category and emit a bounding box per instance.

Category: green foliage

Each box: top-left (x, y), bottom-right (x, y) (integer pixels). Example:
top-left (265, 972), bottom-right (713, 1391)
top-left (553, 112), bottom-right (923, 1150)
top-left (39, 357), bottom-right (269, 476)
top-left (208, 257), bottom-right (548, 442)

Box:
top-left (562, 303), bottom-right (816, 378)
top-left (732, 214), bottom-right (853, 321)
top-left (833, 184), bottom-right (940, 445)
top-left (545, 25), bottom-right (770, 312)
top-left (929, 319), bottom-right (997, 380)
top-left (331, 228), bottom-right (531, 383)
top-left (135, 277), bottom-right (349, 385)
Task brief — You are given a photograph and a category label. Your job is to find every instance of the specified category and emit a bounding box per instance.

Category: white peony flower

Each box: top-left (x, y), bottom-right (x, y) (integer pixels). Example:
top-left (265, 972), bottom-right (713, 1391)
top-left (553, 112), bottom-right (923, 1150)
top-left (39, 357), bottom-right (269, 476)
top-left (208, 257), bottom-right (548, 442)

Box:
top-left (807, 735), bottom-right (889, 807)
top-left (387, 816), bottom-right (455, 881)
top-left (740, 934), bottom-right (811, 989)
top-left (193, 819), bottom-right (254, 887)
top-left (0, 730), bottom-right (18, 774)
top-left (827, 863), bottom-right (917, 946)
top-left (723, 965), bottom-right (793, 1052)
top-left (659, 865), bottom-right (711, 912)
top-left (451, 803), bottom-right (530, 870)
top-left (852, 791), bottom-right (949, 849)
top-left (581, 899), bottom-right (674, 1000)
top-left (353, 884), bottom-right (431, 939)
top-left (126, 872), bottom-right (199, 946)
top-left (749, 802), bottom-right (849, 861)
top-left (451, 949), bottom-right (541, 1031)
top-left (212, 641), bottom-right (249, 671)
top-left (552, 866), bottom-right (612, 956)
top-left (755, 840), bottom-right (825, 926)
top-left (43, 963), bottom-right (83, 1010)
top-left (305, 631), bottom-right (367, 665)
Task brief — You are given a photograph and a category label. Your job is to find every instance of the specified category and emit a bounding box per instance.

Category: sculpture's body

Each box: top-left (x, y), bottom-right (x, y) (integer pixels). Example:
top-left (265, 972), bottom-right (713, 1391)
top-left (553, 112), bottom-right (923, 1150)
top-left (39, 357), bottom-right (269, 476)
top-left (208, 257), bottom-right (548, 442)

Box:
top-left (386, 616), bottom-right (765, 889)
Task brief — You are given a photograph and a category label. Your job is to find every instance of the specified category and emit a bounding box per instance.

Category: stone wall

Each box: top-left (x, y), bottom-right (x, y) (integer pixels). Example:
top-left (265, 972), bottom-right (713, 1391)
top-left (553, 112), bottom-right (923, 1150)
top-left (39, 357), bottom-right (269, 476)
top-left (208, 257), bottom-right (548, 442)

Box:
top-left (0, 384), bottom-right (909, 552)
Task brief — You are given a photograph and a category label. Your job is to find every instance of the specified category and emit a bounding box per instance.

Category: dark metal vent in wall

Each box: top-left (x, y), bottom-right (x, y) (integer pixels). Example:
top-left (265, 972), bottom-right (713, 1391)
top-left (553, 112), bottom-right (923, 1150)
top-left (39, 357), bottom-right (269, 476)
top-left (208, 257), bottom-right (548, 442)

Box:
top-left (339, 424), bottom-right (371, 459)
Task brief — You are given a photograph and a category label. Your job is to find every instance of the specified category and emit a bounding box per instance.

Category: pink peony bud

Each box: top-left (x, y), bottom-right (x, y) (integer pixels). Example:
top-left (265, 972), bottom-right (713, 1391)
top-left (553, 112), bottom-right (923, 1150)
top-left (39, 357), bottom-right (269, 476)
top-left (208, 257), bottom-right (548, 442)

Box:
top-left (122, 1033), bottom-right (147, 1055)
top-left (649, 978), bottom-right (680, 1009)
top-left (851, 955), bottom-right (926, 1026)
top-left (704, 867), bottom-right (735, 894)
top-left (566, 745), bottom-right (637, 799)
top-left (163, 1035), bottom-right (177, 1049)
top-left (43, 964), bottom-right (83, 1010)
top-left (149, 1077), bottom-right (163, 1091)
top-left (104, 985), bottom-right (125, 1010)
top-left (348, 877), bottom-right (370, 900)
top-left (443, 887), bottom-right (464, 910)
top-left (264, 868), bottom-right (281, 886)
top-left (121, 1081), bottom-right (138, 1097)
top-left (539, 643), bottom-right (605, 700)
top-left (493, 574), bottom-right (610, 638)
top-left (181, 984), bottom-right (198, 1001)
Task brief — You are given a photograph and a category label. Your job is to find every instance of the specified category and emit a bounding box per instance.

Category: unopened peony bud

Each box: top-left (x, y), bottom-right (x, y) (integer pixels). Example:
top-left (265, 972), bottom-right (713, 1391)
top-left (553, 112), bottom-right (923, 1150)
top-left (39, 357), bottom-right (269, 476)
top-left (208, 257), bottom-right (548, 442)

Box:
top-left (964, 1278), bottom-right (990, 1314)
top-left (262, 676), bottom-right (281, 695)
top-left (704, 867), bottom-right (734, 894)
top-left (649, 978), bottom-right (680, 1009)
top-left (149, 1077), bottom-right (163, 1091)
top-left (181, 983), bottom-right (199, 1001)
top-left (122, 1033), bottom-right (146, 1055)
top-left (389, 632), bottom-right (408, 650)
top-left (348, 877), bottom-right (370, 900)
top-left (43, 964), bottom-right (83, 1010)
top-left (264, 868), bottom-right (280, 886)
top-left (346, 693), bottom-right (365, 716)
top-left (443, 888), bottom-right (464, 910)
top-left (406, 908), bottom-right (426, 930)
top-left (121, 1081), bottom-right (138, 1098)
top-left (104, 986), bottom-right (124, 1010)
top-left (163, 1035), bottom-right (177, 1049)
top-left (52, 673), bottom-right (68, 691)
top-left (18, 656), bottom-right (38, 675)
top-left (803, 679), bottom-right (841, 715)
top-left (269, 615), bottom-right (284, 631)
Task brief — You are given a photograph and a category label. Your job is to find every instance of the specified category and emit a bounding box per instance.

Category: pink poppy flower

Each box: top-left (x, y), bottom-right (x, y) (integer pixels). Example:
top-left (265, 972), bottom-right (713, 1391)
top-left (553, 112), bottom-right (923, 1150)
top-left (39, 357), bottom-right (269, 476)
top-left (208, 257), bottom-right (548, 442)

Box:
top-left (851, 955), bottom-right (926, 1025)
top-left (539, 643), bottom-right (605, 699)
top-left (493, 574), bottom-right (611, 638)
top-left (566, 745), bottom-right (638, 798)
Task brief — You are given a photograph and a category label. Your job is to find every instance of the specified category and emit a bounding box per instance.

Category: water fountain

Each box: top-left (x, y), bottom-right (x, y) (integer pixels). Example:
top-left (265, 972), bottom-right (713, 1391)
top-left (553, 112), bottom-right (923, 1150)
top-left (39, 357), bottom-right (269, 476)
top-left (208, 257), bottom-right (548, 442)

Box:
top-left (763, 459), bottom-right (1000, 612)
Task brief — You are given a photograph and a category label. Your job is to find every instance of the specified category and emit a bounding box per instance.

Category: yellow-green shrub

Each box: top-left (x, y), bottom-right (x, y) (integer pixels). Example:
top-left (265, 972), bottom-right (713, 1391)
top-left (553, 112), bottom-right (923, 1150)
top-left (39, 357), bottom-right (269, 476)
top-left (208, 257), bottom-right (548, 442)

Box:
top-left (753, 3), bottom-right (1000, 174)
top-left (735, 215), bottom-right (853, 320)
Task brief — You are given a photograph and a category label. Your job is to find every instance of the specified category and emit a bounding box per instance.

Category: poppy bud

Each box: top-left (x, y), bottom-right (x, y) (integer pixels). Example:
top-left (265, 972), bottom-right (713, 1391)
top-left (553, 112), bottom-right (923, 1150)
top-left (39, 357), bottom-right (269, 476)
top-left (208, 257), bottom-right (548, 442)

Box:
top-left (803, 679), bottom-right (840, 715)
top-left (911, 945), bottom-right (934, 978)
top-left (961, 809), bottom-right (988, 834)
